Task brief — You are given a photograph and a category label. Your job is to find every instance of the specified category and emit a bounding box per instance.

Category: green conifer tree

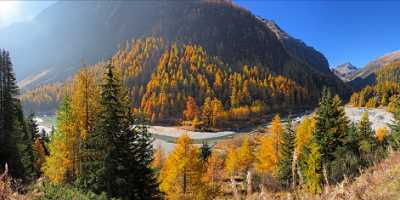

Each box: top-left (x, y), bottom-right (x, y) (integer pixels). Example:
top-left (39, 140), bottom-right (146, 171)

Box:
top-left (313, 88), bottom-right (349, 182)
top-left (81, 63), bottom-right (161, 199)
top-left (0, 50), bottom-right (34, 179)
top-left (276, 117), bottom-right (295, 187)
top-left (357, 112), bottom-right (375, 166)
top-left (200, 141), bottom-right (212, 162)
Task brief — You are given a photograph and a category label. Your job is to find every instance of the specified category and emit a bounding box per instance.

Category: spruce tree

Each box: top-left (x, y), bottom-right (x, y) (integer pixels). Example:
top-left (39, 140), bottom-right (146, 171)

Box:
top-left (277, 117), bottom-right (295, 187)
top-left (313, 88), bottom-right (349, 182)
top-left (330, 123), bottom-right (360, 181)
top-left (82, 63), bottom-right (161, 199)
top-left (0, 50), bottom-right (34, 179)
top-left (357, 112), bottom-right (375, 166)
top-left (26, 113), bottom-right (39, 141)
top-left (15, 103), bottom-right (36, 179)
top-left (389, 90), bottom-right (400, 149)
top-left (200, 141), bottom-right (212, 162)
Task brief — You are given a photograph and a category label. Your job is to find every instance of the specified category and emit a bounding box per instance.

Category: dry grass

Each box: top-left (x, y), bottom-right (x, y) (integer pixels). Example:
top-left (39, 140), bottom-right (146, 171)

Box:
top-left (317, 151), bottom-right (400, 200)
top-left (216, 152), bottom-right (400, 200)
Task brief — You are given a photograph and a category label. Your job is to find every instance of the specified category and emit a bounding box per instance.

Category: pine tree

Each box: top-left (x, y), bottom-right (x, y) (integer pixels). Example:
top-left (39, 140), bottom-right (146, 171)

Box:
top-left (0, 50), bottom-right (33, 179)
top-left (26, 113), bottom-right (44, 175)
top-left (330, 123), bottom-right (360, 182)
top-left (26, 113), bottom-right (39, 141)
top-left (15, 103), bottom-right (36, 179)
top-left (200, 141), bottom-right (212, 162)
top-left (277, 117), bottom-right (295, 187)
top-left (357, 112), bottom-right (375, 166)
top-left (81, 64), bottom-right (161, 199)
top-left (389, 90), bottom-right (400, 149)
top-left (313, 88), bottom-right (348, 181)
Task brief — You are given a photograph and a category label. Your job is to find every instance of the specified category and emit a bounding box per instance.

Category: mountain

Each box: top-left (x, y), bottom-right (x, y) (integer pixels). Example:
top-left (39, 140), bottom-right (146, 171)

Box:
top-left (0, 0), bottom-right (348, 95)
top-left (332, 62), bottom-right (358, 81)
top-left (262, 19), bottom-right (331, 74)
top-left (349, 51), bottom-right (400, 90)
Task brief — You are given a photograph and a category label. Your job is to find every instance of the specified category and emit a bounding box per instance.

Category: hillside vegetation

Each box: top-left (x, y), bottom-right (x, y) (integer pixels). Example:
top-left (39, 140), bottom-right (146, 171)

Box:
top-left (22, 38), bottom-right (317, 129)
top-left (350, 61), bottom-right (400, 112)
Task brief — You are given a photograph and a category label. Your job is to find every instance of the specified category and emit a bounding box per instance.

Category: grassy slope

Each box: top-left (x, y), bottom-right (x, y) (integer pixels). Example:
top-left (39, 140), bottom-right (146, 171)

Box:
top-left (318, 151), bottom-right (400, 200)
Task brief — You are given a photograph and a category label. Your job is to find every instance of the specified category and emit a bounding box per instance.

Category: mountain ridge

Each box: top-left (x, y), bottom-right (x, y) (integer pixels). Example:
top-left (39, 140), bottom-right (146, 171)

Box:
top-left (349, 50), bottom-right (400, 90)
top-left (332, 62), bottom-right (358, 81)
top-left (0, 0), bottom-right (348, 98)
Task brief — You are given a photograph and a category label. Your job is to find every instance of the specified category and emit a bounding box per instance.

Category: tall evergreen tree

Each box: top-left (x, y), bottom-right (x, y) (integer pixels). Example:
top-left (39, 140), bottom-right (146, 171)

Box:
top-left (357, 112), bottom-right (376, 166)
top-left (200, 141), bottom-right (212, 162)
top-left (15, 103), bottom-right (36, 179)
top-left (389, 89), bottom-right (400, 149)
top-left (276, 117), bottom-right (295, 187)
top-left (0, 50), bottom-right (34, 179)
top-left (313, 88), bottom-right (349, 182)
top-left (81, 63), bottom-right (161, 199)
top-left (26, 113), bottom-right (39, 141)
top-left (330, 123), bottom-right (360, 181)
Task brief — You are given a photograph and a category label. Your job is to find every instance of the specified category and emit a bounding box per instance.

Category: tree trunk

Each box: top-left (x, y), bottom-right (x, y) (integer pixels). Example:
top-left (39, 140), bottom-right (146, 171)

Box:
top-left (259, 185), bottom-right (269, 200)
top-left (291, 151), bottom-right (297, 189)
top-left (231, 176), bottom-right (240, 200)
top-left (323, 164), bottom-right (329, 185)
top-left (246, 170), bottom-right (252, 198)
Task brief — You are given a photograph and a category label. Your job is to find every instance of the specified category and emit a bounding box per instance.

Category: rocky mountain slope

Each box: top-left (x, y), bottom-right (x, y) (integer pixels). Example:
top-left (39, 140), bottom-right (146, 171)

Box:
top-left (349, 51), bottom-right (400, 90)
top-left (333, 62), bottom-right (358, 81)
top-left (263, 19), bottom-right (331, 74)
top-left (0, 0), bottom-right (348, 97)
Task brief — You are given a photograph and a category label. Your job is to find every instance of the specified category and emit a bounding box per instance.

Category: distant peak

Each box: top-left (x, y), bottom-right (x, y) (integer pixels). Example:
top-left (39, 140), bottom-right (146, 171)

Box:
top-left (336, 62), bottom-right (357, 70)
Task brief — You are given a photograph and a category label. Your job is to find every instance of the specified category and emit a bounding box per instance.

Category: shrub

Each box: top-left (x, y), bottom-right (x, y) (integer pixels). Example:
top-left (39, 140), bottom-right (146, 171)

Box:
top-left (33, 183), bottom-right (113, 200)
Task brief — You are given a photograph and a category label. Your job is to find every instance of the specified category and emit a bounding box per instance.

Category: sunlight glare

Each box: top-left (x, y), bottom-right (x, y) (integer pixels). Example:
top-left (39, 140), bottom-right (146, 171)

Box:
top-left (0, 1), bottom-right (20, 27)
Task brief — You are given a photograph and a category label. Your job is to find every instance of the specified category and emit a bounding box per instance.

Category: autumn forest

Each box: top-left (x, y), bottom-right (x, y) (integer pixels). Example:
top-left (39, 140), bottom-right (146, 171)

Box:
top-left (2, 0), bottom-right (400, 200)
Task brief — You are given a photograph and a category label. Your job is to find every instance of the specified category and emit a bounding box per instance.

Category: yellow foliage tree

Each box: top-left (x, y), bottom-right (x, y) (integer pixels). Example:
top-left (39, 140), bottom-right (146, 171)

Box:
top-left (203, 151), bottom-right (225, 197)
top-left (159, 134), bottom-right (205, 199)
top-left (255, 114), bottom-right (283, 174)
top-left (376, 127), bottom-right (388, 142)
top-left (295, 117), bottom-right (316, 158)
top-left (43, 97), bottom-right (74, 183)
top-left (151, 144), bottom-right (165, 170)
top-left (33, 138), bottom-right (47, 175)
top-left (225, 146), bottom-right (239, 176)
top-left (237, 136), bottom-right (254, 173)
top-left (70, 67), bottom-right (101, 177)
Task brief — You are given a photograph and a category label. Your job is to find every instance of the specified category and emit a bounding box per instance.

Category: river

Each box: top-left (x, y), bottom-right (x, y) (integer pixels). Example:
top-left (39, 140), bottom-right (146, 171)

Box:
top-left (33, 107), bottom-right (394, 154)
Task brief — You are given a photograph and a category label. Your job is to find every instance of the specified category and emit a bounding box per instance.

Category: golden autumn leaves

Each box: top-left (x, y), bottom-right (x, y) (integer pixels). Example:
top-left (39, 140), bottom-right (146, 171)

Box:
top-left (43, 67), bottom-right (101, 183)
top-left (154, 114), bottom-right (319, 199)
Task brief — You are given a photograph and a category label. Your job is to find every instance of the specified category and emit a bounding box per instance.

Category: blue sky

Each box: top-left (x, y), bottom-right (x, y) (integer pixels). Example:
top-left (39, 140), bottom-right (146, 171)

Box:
top-left (1, 1), bottom-right (399, 68)
top-left (236, 0), bottom-right (400, 68)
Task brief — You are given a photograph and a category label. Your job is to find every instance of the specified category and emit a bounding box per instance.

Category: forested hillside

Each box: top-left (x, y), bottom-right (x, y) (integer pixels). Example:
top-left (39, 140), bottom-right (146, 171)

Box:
top-left (350, 61), bottom-right (400, 112)
top-left (347, 51), bottom-right (400, 90)
top-left (1, 1), bottom-right (347, 99)
top-left (3, 48), bottom-right (400, 200)
top-left (22, 38), bottom-right (314, 129)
